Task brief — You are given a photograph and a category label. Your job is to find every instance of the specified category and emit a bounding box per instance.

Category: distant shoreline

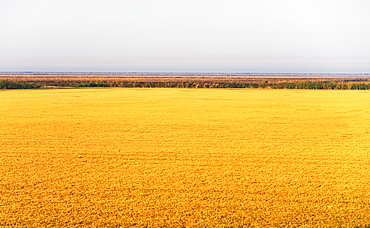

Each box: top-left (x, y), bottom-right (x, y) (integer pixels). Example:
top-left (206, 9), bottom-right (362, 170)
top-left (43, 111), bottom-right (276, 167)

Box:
top-left (1, 71), bottom-right (369, 77)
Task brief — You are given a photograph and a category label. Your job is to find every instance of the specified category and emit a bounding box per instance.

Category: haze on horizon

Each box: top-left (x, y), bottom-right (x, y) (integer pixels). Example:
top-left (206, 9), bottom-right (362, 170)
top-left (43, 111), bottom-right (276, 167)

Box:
top-left (1, 0), bottom-right (370, 73)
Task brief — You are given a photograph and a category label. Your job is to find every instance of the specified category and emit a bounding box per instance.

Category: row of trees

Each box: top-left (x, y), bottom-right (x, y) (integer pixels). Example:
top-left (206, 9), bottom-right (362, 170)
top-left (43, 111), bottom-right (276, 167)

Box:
top-left (2, 79), bottom-right (370, 90)
top-left (0, 80), bottom-right (42, 89)
top-left (269, 81), bottom-right (370, 90)
top-left (72, 80), bottom-right (370, 90)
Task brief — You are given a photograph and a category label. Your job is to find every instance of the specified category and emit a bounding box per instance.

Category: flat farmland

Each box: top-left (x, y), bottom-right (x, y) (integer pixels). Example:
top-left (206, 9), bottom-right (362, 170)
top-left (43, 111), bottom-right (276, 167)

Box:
top-left (1, 88), bottom-right (370, 227)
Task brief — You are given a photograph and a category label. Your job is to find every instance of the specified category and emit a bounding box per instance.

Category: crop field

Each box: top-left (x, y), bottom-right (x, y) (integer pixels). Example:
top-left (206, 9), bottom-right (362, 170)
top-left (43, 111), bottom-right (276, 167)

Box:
top-left (1, 88), bottom-right (370, 227)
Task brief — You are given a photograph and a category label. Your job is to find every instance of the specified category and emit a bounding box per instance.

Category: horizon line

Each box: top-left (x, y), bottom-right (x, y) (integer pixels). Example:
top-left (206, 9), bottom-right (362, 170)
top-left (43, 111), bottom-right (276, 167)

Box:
top-left (1, 71), bottom-right (370, 76)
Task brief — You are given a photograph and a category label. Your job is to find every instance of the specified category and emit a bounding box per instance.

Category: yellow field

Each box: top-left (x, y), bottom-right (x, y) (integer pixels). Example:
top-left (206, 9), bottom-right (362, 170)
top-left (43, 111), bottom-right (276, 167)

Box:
top-left (1, 88), bottom-right (370, 227)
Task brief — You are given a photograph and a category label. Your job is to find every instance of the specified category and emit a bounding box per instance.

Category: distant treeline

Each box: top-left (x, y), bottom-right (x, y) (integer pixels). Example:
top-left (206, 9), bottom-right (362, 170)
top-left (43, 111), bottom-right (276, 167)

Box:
top-left (72, 80), bottom-right (370, 90)
top-left (0, 80), bottom-right (42, 89)
top-left (2, 79), bottom-right (370, 90)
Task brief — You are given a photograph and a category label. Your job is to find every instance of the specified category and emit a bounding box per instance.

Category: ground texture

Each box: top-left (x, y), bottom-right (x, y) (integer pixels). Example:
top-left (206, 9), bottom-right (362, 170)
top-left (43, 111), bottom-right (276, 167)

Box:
top-left (1, 88), bottom-right (370, 227)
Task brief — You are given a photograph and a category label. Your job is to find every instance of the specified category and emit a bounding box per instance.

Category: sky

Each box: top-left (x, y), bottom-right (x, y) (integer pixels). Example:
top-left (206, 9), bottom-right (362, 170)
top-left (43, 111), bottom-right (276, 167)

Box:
top-left (1, 0), bottom-right (370, 73)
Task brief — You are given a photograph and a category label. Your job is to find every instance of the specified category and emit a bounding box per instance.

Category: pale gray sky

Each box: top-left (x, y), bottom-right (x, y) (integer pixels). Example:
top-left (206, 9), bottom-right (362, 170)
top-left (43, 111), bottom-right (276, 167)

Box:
top-left (1, 0), bottom-right (370, 72)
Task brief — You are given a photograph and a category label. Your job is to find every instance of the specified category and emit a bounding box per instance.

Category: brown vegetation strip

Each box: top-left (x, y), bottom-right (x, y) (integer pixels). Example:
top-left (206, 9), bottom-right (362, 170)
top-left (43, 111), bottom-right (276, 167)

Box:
top-left (1, 75), bottom-right (370, 89)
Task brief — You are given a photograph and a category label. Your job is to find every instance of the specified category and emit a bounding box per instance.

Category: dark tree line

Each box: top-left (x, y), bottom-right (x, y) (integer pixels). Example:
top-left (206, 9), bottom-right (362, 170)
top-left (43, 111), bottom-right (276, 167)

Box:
top-left (2, 79), bottom-right (370, 90)
top-left (0, 80), bottom-right (42, 89)
top-left (72, 80), bottom-right (370, 90)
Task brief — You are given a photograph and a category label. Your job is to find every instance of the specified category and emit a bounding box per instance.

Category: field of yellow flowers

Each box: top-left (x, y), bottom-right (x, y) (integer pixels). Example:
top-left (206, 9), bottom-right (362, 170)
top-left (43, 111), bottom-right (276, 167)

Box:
top-left (1, 88), bottom-right (370, 227)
